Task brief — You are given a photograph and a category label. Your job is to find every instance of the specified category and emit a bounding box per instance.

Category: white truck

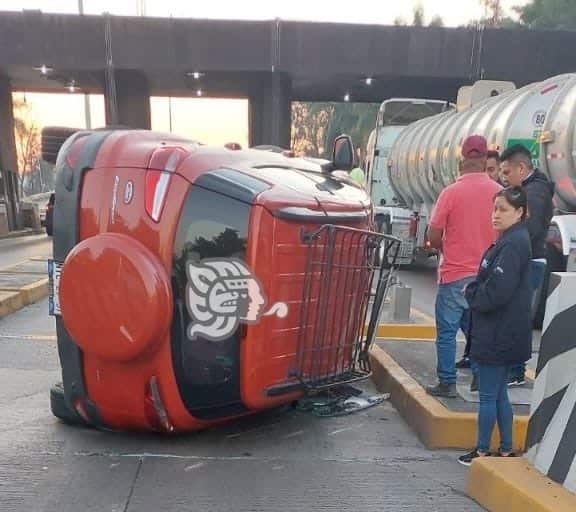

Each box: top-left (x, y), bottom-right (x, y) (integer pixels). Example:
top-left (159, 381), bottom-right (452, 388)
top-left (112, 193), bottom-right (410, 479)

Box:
top-left (365, 98), bottom-right (452, 266)
top-left (366, 73), bottom-right (576, 323)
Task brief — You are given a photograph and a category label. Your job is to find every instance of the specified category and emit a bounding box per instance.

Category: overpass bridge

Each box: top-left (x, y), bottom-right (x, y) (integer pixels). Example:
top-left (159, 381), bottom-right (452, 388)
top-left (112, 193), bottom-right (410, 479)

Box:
top-left (1, 10), bottom-right (576, 216)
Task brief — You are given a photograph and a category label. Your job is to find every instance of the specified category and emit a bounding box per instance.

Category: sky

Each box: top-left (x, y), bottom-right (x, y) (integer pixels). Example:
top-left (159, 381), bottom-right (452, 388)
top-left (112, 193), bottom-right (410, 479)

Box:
top-left (3, 0), bottom-right (529, 27)
top-left (6, 0), bottom-right (529, 147)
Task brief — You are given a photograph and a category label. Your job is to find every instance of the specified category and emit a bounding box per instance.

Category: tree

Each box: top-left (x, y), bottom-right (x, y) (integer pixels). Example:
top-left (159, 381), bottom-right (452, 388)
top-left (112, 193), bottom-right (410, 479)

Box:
top-left (412, 4), bottom-right (425, 26)
top-left (394, 17), bottom-right (407, 26)
top-left (429, 15), bottom-right (444, 27)
top-left (291, 102), bottom-right (334, 157)
top-left (292, 102), bottom-right (379, 166)
top-left (481, 0), bottom-right (503, 26)
top-left (12, 97), bottom-right (42, 197)
top-left (466, 0), bottom-right (521, 28)
top-left (515, 0), bottom-right (576, 30)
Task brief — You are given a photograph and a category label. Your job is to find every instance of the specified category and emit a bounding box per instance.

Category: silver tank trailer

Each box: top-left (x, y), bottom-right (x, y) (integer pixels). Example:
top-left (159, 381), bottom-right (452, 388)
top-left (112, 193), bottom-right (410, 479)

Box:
top-left (388, 73), bottom-right (576, 213)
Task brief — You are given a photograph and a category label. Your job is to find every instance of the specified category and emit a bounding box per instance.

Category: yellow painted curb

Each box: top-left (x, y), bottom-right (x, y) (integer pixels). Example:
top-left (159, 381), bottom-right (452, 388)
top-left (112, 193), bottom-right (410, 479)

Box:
top-left (0, 291), bottom-right (25, 319)
top-left (375, 323), bottom-right (436, 341)
top-left (467, 457), bottom-right (576, 512)
top-left (19, 278), bottom-right (49, 305)
top-left (370, 345), bottom-right (528, 450)
top-left (0, 278), bottom-right (49, 320)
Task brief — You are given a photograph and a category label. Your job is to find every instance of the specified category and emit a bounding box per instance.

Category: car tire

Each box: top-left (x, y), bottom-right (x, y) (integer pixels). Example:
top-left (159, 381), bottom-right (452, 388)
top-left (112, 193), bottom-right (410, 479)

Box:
top-left (50, 383), bottom-right (87, 426)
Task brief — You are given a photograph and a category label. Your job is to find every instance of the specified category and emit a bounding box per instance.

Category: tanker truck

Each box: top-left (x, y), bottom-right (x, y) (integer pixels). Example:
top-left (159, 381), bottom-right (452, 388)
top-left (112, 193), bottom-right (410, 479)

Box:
top-left (367, 72), bottom-right (576, 324)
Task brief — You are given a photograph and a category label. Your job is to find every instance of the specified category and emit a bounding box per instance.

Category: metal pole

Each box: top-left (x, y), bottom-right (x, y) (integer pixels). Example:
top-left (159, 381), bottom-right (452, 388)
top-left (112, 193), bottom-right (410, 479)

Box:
top-left (77, 0), bottom-right (91, 128)
top-left (84, 94), bottom-right (92, 129)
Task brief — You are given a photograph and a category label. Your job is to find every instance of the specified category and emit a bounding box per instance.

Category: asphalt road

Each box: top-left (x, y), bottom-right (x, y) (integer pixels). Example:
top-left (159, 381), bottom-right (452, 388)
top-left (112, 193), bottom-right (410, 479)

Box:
top-left (0, 297), bottom-right (483, 512)
top-left (0, 234), bottom-right (52, 269)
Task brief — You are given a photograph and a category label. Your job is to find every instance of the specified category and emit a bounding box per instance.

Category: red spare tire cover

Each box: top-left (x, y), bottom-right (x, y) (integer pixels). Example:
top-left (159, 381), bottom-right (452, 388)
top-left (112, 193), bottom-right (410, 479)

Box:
top-left (59, 233), bottom-right (173, 361)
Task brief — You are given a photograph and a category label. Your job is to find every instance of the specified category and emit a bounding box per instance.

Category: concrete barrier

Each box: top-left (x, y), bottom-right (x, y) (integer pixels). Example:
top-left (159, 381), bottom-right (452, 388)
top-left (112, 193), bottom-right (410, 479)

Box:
top-left (526, 272), bottom-right (576, 493)
top-left (468, 272), bottom-right (576, 511)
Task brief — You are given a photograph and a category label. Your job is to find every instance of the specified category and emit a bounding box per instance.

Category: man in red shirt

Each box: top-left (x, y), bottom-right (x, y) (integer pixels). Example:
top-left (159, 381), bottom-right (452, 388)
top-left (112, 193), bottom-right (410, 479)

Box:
top-left (426, 135), bottom-right (502, 398)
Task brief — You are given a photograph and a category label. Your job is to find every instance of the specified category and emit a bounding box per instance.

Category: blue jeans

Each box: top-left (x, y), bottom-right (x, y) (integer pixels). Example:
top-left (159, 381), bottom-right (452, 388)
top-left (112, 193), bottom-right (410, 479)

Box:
top-left (435, 277), bottom-right (473, 385)
top-left (477, 364), bottom-right (513, 453)
top-left (510, 259), bottom-right (546, 379)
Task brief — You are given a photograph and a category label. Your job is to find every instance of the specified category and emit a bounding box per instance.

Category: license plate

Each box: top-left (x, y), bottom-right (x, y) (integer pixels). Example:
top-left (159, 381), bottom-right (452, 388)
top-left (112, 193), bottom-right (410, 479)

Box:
top-left (48, 259), bottom-right (63, 316)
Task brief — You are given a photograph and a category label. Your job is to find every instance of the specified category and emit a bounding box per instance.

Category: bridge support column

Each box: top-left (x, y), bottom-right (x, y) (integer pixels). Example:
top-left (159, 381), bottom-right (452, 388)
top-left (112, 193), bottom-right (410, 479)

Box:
top-left (104, 70), bottom-right (151, 129)
top-left (0, 74), bottom-right (20, 232)
top-left (248, 72), bottom-right (292, 148)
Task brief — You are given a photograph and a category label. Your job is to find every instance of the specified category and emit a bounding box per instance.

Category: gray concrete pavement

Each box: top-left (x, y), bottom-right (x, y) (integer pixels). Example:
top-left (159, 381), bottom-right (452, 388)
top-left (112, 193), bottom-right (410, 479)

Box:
top-left (0, 234), bottom-right (52, 269)
top-left (0, 299), bottom-right (483, 511)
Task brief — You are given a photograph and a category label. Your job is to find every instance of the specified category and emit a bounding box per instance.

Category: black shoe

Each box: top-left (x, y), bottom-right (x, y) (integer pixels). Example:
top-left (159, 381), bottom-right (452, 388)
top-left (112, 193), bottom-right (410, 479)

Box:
top-left (508, 375), bottom-right (526, 387)
top-left (426, 382), bottom-right (457, 398)
top-left (458, 449), bottom-right (489, 467)
top-left (470, 375), bottom-right (478, 392)
top-left (456, 356), bottom-right (471, 369)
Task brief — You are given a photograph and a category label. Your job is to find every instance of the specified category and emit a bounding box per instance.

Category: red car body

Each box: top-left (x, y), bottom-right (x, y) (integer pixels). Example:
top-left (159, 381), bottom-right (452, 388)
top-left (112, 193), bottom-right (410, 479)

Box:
top-left (50, 129), bottom-right (393, 433)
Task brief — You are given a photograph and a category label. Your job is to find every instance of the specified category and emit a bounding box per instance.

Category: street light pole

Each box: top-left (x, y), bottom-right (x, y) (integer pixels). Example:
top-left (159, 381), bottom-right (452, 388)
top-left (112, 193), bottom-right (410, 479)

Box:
top-left (77, 0), bottom-right (92, 128)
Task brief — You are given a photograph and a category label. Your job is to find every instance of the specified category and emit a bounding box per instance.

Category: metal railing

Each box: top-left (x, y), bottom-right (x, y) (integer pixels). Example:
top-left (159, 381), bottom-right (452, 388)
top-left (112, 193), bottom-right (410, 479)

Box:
top-left (292, 224), bottom-right (400, 391)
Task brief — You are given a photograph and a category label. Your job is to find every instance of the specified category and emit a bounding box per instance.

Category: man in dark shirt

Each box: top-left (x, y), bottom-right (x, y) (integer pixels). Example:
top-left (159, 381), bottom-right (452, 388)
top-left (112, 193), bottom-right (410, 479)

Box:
top-left (500, 144), bottom-right (555, 385)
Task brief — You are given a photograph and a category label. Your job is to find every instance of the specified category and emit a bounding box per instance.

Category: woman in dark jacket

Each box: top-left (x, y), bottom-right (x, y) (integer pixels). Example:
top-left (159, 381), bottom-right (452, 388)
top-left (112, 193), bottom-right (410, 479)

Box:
top-left (458, 187), bottom-right (532, 466)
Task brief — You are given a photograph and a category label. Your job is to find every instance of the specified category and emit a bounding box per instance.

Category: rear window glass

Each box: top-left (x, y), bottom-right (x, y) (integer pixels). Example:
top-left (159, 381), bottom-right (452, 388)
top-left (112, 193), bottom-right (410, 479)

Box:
top-left (170, 185), bottom-right (250, 418)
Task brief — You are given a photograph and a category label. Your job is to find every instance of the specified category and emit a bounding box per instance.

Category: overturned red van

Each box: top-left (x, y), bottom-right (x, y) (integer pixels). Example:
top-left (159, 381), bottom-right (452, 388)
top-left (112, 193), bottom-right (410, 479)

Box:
top-left (44, 128), bottom-right (399, 432)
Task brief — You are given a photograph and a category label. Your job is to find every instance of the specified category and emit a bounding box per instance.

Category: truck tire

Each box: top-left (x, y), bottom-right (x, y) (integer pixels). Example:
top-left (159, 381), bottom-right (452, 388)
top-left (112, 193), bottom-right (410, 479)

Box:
top-left (374, 231), bottom-right (391, 269)
top-left (41, 127), bottom-right (80, 164)
top-left (374, 218), bottom-right (392, 268)
top-left (50, 383), bottom-right (87, 426)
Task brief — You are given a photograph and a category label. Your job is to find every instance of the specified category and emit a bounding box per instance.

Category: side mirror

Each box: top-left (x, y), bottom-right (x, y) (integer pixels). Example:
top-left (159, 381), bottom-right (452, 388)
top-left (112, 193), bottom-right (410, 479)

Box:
top-left (332, 134), bottom-right (355, 171)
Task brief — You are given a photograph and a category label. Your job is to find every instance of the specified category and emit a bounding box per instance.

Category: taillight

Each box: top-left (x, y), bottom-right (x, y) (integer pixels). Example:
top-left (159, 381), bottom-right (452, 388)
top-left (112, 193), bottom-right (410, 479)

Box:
top-left (145, 147), bottom-right (185, 222)
top-left (409, 214), bottom-right (418, 238)
top-left (144, 376), bottom-right (174, 432)
top-left (145, 170), bottom-right (171, 222)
